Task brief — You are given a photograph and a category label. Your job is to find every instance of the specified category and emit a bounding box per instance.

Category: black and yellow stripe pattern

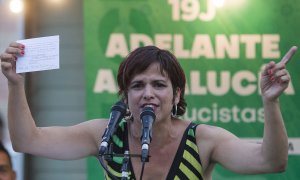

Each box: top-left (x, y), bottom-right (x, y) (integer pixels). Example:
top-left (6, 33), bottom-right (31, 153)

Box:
top-left (104, 120), bottom-right (203, 179)
top-left (166, 123), bottom-right (203, 180)
top-left (105, 119), bottom-right (133, 179)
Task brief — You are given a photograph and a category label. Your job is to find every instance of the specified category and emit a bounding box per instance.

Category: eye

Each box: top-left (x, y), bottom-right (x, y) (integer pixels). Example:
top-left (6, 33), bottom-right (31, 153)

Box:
top-left (130, 82), bottom-right (144, 90)
top-left (154, 81), bottom-right (167, 88)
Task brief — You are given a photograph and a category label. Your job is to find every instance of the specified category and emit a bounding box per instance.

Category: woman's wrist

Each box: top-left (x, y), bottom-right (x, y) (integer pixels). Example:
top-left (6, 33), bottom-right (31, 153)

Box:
top-left (8, 80), bottom-right (25, 90)
top-left (262, 96), bottom-right (279, 105)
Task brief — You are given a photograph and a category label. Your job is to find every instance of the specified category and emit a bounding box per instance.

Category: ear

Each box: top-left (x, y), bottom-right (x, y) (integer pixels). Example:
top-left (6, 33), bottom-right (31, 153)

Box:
top-left (174, 88), bottom-right (181, 105)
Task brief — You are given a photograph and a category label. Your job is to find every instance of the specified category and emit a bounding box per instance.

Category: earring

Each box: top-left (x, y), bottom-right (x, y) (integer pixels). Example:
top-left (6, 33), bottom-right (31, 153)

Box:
top-left (171, 104), bottom-right (178, 118)
top-left (125, 108), bottom-right (133, 121)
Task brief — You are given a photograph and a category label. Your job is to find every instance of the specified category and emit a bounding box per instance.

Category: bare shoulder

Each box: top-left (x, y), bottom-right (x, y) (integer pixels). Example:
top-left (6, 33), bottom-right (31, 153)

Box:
top-left (73, 118), bottom-right (109, 148)
top-left (193, 124), bottom-right (239, 171)
top-left (80, 118), bottom-right (108, 137)
top-left (82, 118), bottom-right (108, 129)
top-left (194, 124), bottom-right (223, 151)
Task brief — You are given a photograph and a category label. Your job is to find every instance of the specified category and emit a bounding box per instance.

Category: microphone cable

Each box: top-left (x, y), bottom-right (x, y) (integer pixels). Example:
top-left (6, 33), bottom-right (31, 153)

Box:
top-left (98, 154), bottom-right (118, 180)
top-left (139, 161), bottom-right (146, 180)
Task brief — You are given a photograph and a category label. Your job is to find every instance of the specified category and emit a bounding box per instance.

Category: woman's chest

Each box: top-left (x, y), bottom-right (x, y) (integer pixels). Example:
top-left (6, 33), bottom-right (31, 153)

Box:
top-left (129, 143), bottom-right (180, 180)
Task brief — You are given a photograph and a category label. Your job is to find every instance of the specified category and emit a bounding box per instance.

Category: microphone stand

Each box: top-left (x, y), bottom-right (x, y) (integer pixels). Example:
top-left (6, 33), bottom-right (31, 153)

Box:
top-left (98, 144), bottom-right (143, 180)
top-left (121, 151), bottom-right (130, 180)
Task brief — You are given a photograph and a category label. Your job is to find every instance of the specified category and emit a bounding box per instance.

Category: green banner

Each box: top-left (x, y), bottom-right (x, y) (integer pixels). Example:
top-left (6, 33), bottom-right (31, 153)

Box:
top-left (84, 0), bottom-right (300, 179)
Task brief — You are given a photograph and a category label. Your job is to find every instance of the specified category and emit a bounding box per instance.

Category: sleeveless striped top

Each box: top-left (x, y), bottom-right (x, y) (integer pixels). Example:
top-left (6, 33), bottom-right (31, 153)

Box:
top-left (104, 119), bottom-right (203, 179)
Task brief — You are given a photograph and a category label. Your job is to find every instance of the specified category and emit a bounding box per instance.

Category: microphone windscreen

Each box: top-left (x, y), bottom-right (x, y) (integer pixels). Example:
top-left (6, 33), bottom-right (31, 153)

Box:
top-left (140, 106), bottom-right (156, 120)
top-left (111, 101), bottom-right (127, 115)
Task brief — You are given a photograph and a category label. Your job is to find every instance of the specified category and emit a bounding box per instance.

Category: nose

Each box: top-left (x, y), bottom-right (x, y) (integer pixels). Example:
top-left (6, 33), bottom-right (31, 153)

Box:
top-left (143, 85), bottom-right (154, 100)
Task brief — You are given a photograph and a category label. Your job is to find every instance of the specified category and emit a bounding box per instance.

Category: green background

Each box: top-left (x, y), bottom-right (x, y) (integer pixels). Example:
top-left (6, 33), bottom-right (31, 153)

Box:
top-left (84, 0), bottom-right (300, 179)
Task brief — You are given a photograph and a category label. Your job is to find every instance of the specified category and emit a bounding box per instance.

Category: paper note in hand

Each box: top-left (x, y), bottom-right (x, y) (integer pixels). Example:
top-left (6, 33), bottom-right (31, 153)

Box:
top-left (16, 35), bottom-right (60, 73)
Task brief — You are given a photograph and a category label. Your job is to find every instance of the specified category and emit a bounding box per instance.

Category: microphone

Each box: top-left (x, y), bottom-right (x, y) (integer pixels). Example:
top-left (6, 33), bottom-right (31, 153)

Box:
top-left (99, 101), bottom-right (127, 156)
top-left (140, 106), bottom-right (156, 162)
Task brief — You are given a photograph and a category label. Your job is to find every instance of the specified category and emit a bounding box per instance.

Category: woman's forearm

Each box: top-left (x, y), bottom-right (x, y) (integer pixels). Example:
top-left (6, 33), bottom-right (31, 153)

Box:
top-left (261, 98), bottom-right (288, 171)
top-left (8, 84), bottom-right (38, 152)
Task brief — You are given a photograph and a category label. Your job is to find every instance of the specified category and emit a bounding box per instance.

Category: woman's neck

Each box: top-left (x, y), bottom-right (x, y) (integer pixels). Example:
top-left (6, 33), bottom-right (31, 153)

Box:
top-left (128, 118), bottom-right (178, 147)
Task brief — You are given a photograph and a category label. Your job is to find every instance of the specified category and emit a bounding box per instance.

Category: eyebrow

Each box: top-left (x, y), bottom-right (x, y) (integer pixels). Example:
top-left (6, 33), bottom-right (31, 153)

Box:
top-left (131, 75), bottom-right (168, 82)
top-left (130, 79), bottom-right (168, 85)
top-left (129, 80), bottom-right (142, 85)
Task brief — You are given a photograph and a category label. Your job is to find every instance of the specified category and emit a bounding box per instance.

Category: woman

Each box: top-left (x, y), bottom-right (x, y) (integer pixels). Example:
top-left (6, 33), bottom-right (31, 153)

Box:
top-left (0, 43), bottom-right (296, 179)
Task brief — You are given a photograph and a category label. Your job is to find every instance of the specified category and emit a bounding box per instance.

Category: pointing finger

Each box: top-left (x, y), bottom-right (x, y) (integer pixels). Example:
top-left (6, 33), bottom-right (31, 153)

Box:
top-left (280, 46), bottom-right (297, 65)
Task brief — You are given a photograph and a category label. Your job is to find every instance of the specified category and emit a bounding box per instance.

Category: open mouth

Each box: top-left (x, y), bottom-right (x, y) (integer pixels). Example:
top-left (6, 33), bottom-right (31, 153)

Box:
top-left (141, 104), bottom-right (157, 111)
top-left (142, 104), bottom-right (155, 108)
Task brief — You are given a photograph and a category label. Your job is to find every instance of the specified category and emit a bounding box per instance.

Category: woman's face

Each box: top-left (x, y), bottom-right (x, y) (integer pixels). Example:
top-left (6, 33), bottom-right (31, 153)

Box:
top-left (127, 63), bottom-right (180, 123)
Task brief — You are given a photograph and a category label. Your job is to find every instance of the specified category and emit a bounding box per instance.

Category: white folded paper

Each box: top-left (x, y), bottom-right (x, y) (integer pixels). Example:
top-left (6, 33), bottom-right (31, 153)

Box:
top-left (16, 35), bottom-right (60, 73)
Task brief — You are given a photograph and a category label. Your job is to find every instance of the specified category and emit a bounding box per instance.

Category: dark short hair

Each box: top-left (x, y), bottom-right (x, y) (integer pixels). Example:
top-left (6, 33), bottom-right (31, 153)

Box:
top-left (117, 46), bottom-right (187, 116)
top-left (0, 143), bottom-right (13, 168)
